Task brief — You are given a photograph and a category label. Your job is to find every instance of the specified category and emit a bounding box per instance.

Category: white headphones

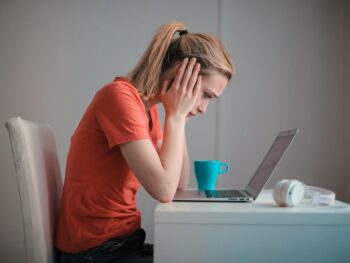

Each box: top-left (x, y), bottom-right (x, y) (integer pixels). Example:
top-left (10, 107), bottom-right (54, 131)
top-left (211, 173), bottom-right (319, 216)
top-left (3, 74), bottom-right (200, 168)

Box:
top-left (273, 179), bottom-right (336, 207)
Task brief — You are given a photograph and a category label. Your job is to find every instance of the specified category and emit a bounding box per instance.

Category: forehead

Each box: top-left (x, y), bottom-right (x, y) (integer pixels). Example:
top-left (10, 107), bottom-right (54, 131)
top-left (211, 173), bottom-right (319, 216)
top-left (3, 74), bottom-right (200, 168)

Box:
top-left (202, 72), bottom-right (228, 96)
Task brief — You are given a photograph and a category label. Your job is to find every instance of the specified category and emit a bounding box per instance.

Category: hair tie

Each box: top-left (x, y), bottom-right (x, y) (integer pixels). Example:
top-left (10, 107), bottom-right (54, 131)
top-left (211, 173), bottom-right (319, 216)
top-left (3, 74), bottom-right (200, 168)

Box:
top-left (179, 30), bottom-right (188, 36)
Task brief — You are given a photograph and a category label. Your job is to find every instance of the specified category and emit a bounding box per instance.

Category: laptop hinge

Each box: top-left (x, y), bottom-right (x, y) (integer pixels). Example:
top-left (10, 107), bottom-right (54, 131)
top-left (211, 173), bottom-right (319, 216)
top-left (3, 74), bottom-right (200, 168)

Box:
top-left (240, 190), bottom-right (251, 198)
top-left (245, 185), bottom-right (259, 199)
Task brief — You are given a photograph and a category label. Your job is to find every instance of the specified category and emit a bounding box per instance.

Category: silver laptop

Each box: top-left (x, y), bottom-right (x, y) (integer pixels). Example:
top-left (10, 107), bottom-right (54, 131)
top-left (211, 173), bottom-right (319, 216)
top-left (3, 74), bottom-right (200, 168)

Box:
top-left (174, 129), bottom-right (299, 202)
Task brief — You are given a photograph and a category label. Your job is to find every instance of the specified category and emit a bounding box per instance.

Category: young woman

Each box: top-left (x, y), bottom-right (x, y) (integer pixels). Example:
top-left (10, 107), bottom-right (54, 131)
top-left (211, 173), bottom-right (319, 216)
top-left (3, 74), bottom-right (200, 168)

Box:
top-left (55, 21), bottom-right (234, 263)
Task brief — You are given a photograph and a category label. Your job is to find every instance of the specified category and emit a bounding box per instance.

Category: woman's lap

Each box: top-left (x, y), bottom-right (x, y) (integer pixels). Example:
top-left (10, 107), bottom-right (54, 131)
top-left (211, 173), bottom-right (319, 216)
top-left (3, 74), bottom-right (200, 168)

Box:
top-left (58, 229), bottom-right (153, 263)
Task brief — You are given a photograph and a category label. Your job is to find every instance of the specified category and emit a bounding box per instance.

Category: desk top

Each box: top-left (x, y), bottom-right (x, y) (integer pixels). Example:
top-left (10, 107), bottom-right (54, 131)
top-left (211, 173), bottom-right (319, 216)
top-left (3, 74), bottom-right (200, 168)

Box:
top-left (155, 189), bottom-right (350, 225)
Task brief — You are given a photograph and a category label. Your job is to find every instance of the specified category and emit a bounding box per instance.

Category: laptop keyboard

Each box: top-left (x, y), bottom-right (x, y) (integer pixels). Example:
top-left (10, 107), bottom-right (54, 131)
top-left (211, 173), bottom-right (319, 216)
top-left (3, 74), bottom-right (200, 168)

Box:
top-left (205, 190), bottom-right (245, 198)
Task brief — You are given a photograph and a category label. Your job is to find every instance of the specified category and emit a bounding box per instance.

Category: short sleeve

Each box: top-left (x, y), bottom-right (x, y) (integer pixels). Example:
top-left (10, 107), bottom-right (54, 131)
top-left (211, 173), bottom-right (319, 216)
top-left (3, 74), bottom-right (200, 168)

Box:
top-left (95, 82), bottom-right (150, 148)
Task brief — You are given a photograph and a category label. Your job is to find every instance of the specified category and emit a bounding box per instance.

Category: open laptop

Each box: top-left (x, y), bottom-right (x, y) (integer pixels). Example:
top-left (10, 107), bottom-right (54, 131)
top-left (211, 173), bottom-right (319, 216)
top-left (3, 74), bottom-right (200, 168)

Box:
top-left (173, 129), bottom-right (299, 202)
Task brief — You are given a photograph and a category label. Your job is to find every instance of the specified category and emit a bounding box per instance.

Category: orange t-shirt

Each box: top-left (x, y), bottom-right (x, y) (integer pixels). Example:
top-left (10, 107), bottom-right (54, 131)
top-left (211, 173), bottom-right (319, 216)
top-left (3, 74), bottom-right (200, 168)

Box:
top-left (55, 77), bottom-right (163, 253)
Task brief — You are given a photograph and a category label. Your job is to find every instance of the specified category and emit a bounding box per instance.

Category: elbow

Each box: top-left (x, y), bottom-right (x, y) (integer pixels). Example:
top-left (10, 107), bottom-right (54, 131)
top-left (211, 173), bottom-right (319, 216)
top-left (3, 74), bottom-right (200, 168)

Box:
top-left (148, 191), bottom-right (173, 203)
top-left (145, 171), bottom-right (179, 203)
top-left (158, 196), bottom-right (173, 203)
top-left (157, 190), bottom-right (175, 203)
top-left (154, 185), bottom-right (176, 203)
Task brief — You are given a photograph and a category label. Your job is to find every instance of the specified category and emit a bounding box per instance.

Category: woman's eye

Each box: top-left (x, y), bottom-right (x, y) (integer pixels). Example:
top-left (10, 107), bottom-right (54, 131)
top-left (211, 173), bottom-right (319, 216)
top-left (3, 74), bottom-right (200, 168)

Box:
top-left (203, 93), bottom-right (211, 100)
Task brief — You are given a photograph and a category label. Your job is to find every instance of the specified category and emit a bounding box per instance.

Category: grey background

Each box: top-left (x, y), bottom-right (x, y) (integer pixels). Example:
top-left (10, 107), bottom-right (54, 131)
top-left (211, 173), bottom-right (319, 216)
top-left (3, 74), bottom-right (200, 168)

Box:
top-left (1, 0), bottom-right (349, 261)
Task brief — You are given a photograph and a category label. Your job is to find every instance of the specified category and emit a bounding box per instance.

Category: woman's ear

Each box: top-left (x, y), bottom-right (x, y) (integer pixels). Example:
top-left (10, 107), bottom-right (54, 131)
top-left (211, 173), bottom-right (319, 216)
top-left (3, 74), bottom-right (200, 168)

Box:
top-left (162, 63), bottom-right (180, 79)
top-left (166, 78), bottom-right (175, 91)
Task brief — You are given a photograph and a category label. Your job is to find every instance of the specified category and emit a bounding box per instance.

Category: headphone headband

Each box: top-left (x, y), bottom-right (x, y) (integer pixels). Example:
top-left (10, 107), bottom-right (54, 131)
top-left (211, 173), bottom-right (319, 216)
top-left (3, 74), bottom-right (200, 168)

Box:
top-left (307, 186), bottom-right (335, 206)
top-left (273, 179), bottom-right (336, 207)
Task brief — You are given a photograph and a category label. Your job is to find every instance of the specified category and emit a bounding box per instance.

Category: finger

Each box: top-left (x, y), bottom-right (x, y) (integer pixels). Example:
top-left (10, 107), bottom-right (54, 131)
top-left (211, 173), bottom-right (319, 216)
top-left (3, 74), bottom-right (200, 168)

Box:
top-left (172, 58), bottom-right (189, 90)
top-left (192, 75), bottom-right (202, 100)
top-left (186, 63), bottom-right (201, 93)
top-left (180, 57), bottom-right (197, 91)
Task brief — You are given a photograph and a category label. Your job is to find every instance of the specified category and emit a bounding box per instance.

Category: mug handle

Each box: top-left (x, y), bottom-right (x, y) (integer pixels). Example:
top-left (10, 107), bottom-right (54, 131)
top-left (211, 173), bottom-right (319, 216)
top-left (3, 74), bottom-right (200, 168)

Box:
top-left (219, 162), bottom-right (230, 175)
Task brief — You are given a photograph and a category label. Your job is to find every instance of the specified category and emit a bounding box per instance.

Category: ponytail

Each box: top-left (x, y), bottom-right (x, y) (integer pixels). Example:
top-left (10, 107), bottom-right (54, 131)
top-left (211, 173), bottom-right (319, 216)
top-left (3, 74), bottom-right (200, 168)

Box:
top-left (127, 21), bottom-right (186, 100)
top-left (127, 21), bottom-right (235, 100)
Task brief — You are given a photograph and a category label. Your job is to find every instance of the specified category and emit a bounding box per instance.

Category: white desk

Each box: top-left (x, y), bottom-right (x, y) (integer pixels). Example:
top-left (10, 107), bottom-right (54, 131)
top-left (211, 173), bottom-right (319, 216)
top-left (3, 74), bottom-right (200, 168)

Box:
top-left (154, 189), bottom-right (350, 263)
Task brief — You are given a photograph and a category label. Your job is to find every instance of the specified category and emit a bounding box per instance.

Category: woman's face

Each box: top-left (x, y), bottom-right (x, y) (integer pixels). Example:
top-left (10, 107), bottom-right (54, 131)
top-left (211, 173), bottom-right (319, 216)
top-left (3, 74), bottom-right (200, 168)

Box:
top-left (188, 72), bottom-right (228, 118)
top-left (161, 63), bottom-right (228, 118)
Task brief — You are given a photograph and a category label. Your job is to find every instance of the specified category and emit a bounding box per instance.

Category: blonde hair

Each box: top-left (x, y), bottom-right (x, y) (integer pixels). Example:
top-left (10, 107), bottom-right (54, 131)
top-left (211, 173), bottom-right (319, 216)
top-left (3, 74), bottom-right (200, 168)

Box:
top-left (127, 21), bottom-right (235, 100)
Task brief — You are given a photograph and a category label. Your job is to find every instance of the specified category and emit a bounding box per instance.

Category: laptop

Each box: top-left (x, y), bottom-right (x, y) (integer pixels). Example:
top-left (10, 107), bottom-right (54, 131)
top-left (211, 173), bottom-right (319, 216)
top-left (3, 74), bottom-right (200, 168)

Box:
top-left (173, 129), bottom-right (299, 202)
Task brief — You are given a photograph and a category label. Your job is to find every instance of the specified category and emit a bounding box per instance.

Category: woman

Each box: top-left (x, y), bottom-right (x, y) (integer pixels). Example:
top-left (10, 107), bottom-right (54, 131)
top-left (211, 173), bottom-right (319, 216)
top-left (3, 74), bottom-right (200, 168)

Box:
top-left (55, 21), bottom-right (234, 263)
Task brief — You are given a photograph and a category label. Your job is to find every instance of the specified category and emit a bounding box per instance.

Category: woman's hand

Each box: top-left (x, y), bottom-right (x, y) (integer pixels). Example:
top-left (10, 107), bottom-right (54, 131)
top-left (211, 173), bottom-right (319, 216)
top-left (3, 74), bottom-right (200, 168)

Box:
top-left (160, 57), bottom-right (202, 120)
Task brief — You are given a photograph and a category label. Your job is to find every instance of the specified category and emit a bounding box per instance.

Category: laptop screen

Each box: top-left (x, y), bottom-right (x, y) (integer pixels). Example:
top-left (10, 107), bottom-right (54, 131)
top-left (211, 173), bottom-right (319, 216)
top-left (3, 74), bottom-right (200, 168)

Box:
top-left (246, 130), bottom-right (298, 198)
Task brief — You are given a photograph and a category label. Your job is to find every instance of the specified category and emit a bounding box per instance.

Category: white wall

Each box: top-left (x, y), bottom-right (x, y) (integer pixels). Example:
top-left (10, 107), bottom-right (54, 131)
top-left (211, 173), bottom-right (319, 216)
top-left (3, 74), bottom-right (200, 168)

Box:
top-left (217, 0), bottom-right (347, 200)
top-left (0, 0), bottom-right (220, 261)
top-left (346, 0), bottom-right (350, 202)
top-left (0, 0), bottom-right (348, 262)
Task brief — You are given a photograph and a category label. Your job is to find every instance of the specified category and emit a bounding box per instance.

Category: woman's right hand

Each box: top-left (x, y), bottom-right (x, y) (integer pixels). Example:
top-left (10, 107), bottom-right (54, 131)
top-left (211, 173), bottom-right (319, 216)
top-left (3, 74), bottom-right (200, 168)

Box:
top-left (160, 57), bottom-right (202, 120)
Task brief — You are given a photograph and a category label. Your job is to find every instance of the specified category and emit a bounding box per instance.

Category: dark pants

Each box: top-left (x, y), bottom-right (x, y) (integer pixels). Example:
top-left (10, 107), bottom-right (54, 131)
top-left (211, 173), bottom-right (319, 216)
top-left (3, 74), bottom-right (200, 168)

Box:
top-left (57, 229), bottom-right (153, 263)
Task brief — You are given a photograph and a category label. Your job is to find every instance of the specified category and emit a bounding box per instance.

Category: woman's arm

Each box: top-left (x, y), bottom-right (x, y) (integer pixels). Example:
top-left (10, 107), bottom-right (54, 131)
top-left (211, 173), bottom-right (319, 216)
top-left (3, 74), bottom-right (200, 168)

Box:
top-left (178, 136), bottom-right (190, 190)
top-left (120, 116), bottom-right (185, 203)
top-left (119, 58), bottom-right (201, 203)
top-left (157, 136), bottom-right (190, 191)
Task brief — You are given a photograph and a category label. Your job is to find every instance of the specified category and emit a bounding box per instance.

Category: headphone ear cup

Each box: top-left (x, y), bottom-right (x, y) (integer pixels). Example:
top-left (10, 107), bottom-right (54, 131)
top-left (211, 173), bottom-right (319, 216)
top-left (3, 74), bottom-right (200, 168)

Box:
top-left (273, 180), bottom-right (289, 206)
top-left (278, 180), bottom-right (305, 207)
top-left (287, 181), bottom-right (305, 206)
top-left (273, 180), bottom-right (305, 207)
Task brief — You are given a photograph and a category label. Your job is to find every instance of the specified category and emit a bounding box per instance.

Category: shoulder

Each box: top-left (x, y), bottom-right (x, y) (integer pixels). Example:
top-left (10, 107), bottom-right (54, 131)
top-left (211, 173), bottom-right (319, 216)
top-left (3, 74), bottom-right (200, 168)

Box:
top-left (97, 77), bottom-right (143, 107)
top-left (101, 77), bottom-right (138, 96)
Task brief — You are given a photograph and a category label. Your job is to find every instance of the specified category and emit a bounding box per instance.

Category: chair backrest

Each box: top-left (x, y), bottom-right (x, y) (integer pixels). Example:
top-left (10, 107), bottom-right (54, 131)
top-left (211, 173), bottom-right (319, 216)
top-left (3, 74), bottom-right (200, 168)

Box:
top-left (5, 117), bottom-right (62, 263)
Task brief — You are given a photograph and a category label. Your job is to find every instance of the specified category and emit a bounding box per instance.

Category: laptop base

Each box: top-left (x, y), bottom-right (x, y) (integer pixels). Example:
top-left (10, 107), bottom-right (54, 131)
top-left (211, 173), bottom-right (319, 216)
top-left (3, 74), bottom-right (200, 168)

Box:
top-left (173, 189), bottom-right (254, 202)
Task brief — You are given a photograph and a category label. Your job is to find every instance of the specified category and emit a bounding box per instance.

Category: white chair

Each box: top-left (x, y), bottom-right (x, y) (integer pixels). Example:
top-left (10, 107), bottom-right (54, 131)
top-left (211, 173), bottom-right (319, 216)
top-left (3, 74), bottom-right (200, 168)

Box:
top-left (5, 117), bottom-right (62, 263)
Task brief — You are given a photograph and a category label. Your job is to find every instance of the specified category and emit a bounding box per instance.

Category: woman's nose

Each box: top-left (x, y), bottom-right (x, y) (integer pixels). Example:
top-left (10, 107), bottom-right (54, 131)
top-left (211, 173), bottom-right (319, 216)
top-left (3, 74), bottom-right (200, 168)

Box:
top-left (197, 102), bottom-right (209, 114)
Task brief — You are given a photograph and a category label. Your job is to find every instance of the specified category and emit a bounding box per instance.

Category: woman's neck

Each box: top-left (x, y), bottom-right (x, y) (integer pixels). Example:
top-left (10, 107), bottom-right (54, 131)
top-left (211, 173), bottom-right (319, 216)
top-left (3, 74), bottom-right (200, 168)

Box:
top-left (142, 96), bottom-right (160, 113)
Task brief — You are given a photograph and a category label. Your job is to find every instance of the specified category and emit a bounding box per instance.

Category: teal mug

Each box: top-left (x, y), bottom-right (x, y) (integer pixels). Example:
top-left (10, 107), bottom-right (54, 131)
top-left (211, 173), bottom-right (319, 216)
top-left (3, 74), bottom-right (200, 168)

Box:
top-left (194, 160), bottom-right (230, 191)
